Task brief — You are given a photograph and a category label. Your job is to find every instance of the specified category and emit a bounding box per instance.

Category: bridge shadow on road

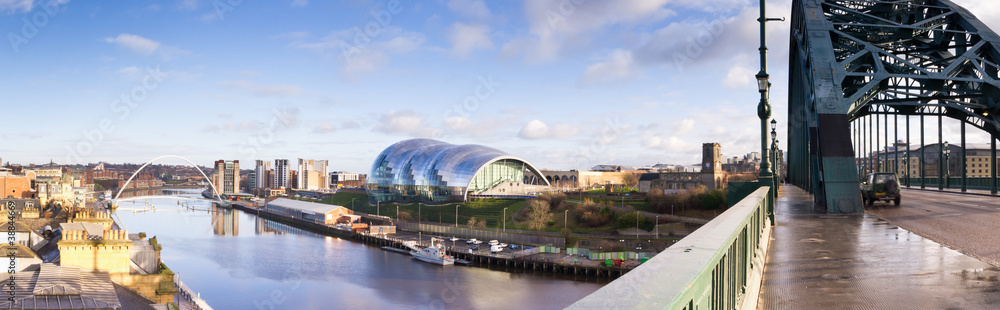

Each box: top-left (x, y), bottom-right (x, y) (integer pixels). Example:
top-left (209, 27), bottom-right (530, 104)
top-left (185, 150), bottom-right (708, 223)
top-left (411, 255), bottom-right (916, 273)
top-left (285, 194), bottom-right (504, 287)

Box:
top-left (757, 186), bottom-right (1000, 309)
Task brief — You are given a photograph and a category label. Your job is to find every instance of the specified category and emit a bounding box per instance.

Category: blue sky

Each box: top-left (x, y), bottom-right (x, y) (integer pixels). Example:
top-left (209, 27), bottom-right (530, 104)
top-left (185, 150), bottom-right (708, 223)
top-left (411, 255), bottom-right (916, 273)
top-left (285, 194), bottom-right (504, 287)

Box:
top-left (1, 0), bottom-right (998, 173)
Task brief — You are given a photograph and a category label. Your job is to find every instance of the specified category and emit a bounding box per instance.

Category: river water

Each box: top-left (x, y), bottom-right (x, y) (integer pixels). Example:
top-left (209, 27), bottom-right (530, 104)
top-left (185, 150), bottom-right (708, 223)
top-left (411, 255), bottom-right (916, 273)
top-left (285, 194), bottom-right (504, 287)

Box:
top-left (113, 189), bottom-right (607, 309)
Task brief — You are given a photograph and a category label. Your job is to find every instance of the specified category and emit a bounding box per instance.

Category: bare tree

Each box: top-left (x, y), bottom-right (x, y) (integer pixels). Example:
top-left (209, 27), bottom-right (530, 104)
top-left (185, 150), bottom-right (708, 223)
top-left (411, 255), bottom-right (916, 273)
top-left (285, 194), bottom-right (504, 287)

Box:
top-left (467, 216), bottom-right (478, 227)
top-left (526, 200), bottom-right (553, 232)
top-left (622, 173), bottom-right (639, 188)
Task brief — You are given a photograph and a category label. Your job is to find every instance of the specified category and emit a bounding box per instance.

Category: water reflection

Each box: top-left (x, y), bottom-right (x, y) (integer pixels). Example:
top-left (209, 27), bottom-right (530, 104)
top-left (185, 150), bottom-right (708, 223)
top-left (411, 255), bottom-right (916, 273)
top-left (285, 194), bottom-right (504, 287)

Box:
top-left (211, 207), bottom-right (238, 236)
top-left (116, 189), bottom-right (606, 309)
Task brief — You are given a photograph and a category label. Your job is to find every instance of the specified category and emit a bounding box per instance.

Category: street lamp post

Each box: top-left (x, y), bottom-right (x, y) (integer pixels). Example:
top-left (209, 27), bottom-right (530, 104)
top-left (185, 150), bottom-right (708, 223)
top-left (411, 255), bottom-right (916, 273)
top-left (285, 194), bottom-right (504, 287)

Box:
top-left (503, 207), bottom-right (507, 232)
top-left (351, 198), bottom-right (355, 211)
top-left (455, 205), bottom-right (460, 227)
top-left (655, 215), bottom-right (659, 239)
top-left (564, 210), bottom-right (568, 231)
top-left (943, 141), bottom-right (950, 189)
top-left (377, 201), bottom-right (380, 217)
top-left (771, 119), bottom-right (779, 191)
top-left (903, 157), bottom-right (909, 186)
top-left (636, 211), bottom-right (640, 239)
top-left (756, 0), bottom-right (783, 225)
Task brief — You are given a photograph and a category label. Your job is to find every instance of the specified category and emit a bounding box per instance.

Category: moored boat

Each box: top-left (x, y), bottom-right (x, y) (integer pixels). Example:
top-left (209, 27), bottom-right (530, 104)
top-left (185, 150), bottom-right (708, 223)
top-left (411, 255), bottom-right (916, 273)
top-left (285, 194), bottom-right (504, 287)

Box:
top-left (409, 238), bottom-right (455, 266)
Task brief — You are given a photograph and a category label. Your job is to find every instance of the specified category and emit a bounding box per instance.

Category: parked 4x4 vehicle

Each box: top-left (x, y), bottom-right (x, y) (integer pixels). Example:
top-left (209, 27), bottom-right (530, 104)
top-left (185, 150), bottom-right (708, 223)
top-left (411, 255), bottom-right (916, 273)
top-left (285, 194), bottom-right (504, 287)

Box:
top-left (860, 172), bottom-right (901, 207)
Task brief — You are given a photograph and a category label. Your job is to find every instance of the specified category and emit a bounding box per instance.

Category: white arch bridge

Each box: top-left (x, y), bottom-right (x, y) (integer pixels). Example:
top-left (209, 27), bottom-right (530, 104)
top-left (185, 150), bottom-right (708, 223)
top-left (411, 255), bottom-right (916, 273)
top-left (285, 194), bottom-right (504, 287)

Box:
top-left (108, 155), bottom-right (230, 208)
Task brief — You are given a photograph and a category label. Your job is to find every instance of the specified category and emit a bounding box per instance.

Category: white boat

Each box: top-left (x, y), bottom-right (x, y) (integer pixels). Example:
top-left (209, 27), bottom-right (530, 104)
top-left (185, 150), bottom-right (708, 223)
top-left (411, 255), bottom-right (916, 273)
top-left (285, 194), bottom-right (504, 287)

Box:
top-left (409, 238), bottom-right (455, 266)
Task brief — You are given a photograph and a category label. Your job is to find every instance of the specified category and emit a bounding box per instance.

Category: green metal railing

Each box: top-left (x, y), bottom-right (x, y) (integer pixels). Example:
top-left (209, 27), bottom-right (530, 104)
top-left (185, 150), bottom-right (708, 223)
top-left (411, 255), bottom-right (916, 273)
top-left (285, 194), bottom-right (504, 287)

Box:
top-left (568, 187), bottom-right (773, 309)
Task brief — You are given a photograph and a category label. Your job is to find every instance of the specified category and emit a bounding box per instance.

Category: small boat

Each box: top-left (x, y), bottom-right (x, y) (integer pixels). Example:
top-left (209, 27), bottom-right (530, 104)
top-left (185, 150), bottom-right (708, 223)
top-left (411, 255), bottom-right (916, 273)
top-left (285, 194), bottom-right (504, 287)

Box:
top-left (381, 246), bottom-right (410, 255)
top-left (409, 238), bottom-right (455, 266)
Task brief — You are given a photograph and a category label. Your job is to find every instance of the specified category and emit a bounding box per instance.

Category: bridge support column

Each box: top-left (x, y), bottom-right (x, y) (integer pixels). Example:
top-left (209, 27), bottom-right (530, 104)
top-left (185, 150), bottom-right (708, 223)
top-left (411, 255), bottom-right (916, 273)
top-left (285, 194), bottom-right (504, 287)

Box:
top-left (817, 114), bottom-right (864, 213)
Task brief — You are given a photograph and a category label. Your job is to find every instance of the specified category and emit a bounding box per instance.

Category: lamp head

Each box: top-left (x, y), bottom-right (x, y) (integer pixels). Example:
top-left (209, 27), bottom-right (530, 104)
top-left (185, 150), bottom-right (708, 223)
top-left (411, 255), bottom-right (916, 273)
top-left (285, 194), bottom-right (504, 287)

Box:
top-left (756, 71), bottom-right (769, 93)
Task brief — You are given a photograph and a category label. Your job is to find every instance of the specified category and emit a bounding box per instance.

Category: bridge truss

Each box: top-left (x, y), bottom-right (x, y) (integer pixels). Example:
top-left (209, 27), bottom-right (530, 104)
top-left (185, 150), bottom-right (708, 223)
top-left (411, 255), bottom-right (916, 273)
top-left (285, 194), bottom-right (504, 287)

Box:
top-left (789, 0), bottom-right (1000, 212)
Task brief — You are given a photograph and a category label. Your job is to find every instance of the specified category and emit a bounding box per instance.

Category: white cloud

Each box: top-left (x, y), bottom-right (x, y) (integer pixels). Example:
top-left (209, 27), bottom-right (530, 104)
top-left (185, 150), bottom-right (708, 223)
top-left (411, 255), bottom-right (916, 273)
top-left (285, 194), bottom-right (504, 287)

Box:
top-left (444, 116), bottom-right (472, 130)
top-left (724, 65), bottom-right (754, 89)
top-left (313, 122), bottom-right (337, 134)
top-left (447, 0), bottom-right (490, 19)
top-left (580, 49), bottom-right (639, 86)
top-left (290, 27), bottom-right (425, 80)
top-left (104, 34), bottom-right (160, 55)
top-left (375, 110), bottom-right (426, 134)
top-left (0, 0), bottom-right (33, 13)
top-left (448, 23), bottom-right (493, 57)
top-left (115, 66), bottom-right (141, 77)
top-left (675, 118), bottom-right (696, 136)
top-left (518, 119), bottom-right (579, 140)
top-left (219, 80), bottom-right (304, 97)
top-left (103, 33), bottom-right (191, 60)
top-left (179, 0), bottom-right (197, 10)
top-left (508, 0), bottom-right (675, 62)
top-left (291, 0), bottom-right (307, 7)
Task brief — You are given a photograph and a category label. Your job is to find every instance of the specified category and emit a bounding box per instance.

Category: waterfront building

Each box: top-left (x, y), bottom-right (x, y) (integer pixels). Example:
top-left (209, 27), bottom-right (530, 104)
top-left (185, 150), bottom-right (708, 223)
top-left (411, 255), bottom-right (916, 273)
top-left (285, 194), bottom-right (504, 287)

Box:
top-left (247, 170), bottom-right (256, 193)
top-left (255, 159), bottom-right (270, 189)
top-left (366, 139), bottom-right (551, 203)
top-left (540, 170), bottom-right (629, 189)
top-left (330, 171), bottom-right (365, 188)
top-left (274, 159), bottom-right (290, 189)
top-left (213, 160), bottom-right (240, 194)
top-left (265, 198), bottom-right (353, 225)
top-left (297, 159), bottom-right (329, 190)
top-left (638, 143), bottom-right (727, 193)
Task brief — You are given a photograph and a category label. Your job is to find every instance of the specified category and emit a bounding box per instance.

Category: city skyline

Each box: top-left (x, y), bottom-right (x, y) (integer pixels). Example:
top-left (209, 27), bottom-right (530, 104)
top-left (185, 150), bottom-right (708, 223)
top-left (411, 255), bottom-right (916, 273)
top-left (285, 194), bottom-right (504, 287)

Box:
top-left (2, 0), bottom-right (999, 173)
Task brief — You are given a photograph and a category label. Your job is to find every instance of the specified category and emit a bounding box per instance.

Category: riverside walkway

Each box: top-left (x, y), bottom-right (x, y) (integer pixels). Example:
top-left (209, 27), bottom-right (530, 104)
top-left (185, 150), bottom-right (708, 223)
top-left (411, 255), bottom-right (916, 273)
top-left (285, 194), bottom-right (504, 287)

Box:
top-left (757, 186), bottom-right (1000, 308)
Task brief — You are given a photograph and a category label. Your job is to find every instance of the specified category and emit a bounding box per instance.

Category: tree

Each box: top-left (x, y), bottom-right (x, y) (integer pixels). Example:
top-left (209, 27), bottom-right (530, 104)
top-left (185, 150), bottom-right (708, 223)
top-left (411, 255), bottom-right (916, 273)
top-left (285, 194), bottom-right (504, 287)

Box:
top-left (467, 216), bottom-right (478, 227)
top-left (397, 210), bottom-right (413, 222)
top-left (622, 173), bottom-right (639, 188)
top-left (476, 219), bottom-right (487, 227)
top-left (526, 200), bottom-right (553, 232)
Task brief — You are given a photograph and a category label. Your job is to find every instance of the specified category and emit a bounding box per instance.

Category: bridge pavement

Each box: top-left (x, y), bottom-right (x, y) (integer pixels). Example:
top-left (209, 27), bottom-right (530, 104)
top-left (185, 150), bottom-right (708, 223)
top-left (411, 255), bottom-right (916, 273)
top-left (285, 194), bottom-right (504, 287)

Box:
top-left (758, 186), bottom-right (1000, 309)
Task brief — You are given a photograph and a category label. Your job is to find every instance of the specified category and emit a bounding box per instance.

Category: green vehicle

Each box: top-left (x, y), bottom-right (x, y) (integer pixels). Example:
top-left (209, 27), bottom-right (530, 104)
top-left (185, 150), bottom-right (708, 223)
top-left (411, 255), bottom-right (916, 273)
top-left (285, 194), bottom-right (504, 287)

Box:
top-left (860, 172), bottom-right (901, 207)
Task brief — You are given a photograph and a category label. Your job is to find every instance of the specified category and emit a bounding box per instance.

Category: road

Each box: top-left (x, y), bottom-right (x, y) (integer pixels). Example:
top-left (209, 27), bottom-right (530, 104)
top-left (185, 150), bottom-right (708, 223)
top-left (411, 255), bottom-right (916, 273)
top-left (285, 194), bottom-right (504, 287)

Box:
top-left (866, 188), bottom-right (1000, 267)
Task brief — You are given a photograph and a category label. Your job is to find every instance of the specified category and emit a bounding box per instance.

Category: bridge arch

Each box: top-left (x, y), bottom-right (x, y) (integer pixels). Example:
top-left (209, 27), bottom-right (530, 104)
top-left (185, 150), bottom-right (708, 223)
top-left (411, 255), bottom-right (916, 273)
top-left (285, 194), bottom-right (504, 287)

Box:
top-left (113, 155), bottom-right (224, 204)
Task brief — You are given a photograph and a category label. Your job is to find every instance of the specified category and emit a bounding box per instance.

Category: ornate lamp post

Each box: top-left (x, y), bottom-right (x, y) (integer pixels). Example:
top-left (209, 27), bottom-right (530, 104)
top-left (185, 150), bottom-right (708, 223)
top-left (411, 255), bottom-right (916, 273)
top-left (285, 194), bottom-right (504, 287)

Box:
top-left (757, 0), bottom-right (783, 224)
top-left (771, 119), bottom-right (779, 191)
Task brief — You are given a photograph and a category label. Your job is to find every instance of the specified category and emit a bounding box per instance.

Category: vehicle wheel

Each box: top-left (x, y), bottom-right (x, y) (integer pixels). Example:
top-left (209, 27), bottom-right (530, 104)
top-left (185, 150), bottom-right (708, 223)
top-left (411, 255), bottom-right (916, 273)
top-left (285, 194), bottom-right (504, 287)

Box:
top-left (894, 197), bottom-right (900, 206)
top-left (886, 180), bottom-right (899, 195)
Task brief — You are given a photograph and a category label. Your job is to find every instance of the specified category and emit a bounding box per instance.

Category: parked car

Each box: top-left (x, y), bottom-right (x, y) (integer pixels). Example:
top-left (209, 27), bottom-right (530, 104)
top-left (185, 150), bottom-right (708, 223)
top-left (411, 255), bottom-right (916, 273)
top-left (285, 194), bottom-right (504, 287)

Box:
top-left (466, 238), bottom-right (478, 244)
top-left (509, 244), bottom-right (519, 249)
top-left (471, 245), bottom-right (480, 250)
top-left (450, 237), bottom-right (460, 242)
top-left (498, 243), bottom-right (507, 248)
top-left (488, 240), bottom-right (499, 246)
top-left (490, 245), bottom-right (504, 253)
top-left (860, 172), bottom-right (901, 207)
top-left (473, 240), bottom-right (483, 244)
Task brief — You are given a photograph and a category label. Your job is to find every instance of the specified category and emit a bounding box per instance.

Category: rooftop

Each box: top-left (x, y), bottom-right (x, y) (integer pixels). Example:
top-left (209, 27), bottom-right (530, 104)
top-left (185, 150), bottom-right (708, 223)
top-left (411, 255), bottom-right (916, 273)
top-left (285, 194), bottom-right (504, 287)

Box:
top-left (268, 198), bottom-right (346, 214)
top-left (0, 263), bottom-right (121, 309)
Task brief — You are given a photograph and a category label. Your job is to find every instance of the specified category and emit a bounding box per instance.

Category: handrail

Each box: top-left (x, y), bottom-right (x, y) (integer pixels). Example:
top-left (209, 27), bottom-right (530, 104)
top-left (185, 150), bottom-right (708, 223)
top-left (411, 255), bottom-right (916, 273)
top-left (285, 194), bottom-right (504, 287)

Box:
top-left (568, 186), bottom-right (773, 310)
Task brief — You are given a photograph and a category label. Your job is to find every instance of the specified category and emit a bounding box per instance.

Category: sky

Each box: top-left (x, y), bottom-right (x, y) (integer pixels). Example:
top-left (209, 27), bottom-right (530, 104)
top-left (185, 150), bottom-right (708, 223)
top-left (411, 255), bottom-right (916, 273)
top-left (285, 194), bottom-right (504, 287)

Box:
top-left (1, 0), bottom-right (999, 173)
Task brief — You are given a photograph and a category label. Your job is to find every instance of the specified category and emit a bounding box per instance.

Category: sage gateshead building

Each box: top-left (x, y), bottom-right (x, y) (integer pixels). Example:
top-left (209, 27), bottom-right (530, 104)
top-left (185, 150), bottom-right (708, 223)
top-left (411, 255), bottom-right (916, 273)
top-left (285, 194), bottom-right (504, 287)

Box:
top-left (367, 139), bottom-right (551, 203)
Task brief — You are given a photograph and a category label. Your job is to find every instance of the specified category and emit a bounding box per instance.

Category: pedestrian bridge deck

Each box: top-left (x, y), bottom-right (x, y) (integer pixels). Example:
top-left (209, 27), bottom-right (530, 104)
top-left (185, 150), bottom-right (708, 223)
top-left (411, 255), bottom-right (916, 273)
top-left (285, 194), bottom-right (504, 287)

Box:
top-left (758, 186), bottom-right (1000, 309)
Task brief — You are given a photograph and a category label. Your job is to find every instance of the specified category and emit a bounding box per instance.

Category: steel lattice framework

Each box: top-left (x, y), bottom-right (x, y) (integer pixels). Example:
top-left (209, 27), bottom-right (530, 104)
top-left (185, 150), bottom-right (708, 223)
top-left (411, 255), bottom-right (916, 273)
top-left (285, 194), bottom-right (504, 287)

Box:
top-left (789, 0), bottom-right (1000, 212)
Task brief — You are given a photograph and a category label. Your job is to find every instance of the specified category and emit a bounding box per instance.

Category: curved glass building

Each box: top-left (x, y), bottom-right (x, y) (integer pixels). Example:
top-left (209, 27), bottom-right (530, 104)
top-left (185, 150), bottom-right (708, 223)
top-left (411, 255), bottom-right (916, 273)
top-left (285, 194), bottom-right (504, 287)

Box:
top-left (367, 139), bottom-right (551, 203)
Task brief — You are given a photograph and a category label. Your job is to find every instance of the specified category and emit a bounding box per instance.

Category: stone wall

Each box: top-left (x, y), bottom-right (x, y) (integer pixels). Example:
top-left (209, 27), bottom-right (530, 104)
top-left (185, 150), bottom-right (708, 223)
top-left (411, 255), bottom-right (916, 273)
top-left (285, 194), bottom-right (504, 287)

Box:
top-left (58, 229), bottom-right (132, 273)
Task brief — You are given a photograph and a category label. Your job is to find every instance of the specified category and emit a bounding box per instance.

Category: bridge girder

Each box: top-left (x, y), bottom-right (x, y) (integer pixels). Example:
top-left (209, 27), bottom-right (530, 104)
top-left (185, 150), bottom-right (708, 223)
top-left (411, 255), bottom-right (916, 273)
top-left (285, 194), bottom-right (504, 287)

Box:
top-left (789, 0), bottom-right (1000, 212)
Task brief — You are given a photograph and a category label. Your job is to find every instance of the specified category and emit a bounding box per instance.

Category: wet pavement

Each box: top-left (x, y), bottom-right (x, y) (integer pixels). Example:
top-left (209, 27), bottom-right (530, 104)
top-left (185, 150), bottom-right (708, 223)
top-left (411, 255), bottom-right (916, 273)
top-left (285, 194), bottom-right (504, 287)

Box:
top-left (758, 186), bottom-right (1000, 309)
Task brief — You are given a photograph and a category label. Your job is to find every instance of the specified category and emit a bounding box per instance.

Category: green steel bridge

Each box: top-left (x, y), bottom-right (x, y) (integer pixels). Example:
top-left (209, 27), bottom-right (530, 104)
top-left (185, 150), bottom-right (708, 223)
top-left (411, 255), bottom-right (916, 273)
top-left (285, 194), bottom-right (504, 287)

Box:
top-left (571, 0), bottom-right (1000, 308)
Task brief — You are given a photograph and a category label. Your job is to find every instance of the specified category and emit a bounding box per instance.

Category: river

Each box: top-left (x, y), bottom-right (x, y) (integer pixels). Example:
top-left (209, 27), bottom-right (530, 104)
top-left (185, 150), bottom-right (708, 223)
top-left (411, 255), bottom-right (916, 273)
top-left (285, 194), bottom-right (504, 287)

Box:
top-left (113, 188), bottom-right (607, 309)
